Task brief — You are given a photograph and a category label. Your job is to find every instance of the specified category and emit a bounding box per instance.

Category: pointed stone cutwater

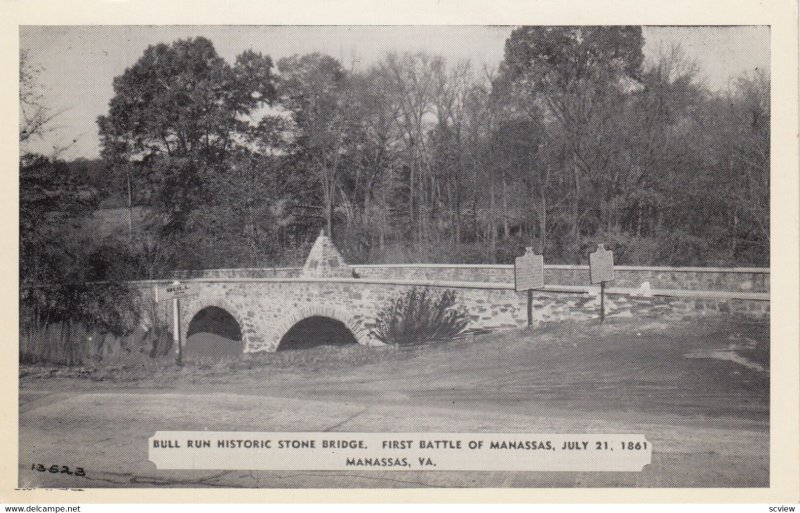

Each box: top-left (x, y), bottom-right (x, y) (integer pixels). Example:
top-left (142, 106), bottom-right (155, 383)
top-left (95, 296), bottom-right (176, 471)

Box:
top-left (302, 229), bottom-right (351, 278)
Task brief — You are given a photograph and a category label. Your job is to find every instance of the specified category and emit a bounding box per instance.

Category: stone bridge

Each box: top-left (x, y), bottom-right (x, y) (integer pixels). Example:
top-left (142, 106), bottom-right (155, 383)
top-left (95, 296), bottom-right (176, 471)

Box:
top-left (133, 232), bottom-right (770, 354)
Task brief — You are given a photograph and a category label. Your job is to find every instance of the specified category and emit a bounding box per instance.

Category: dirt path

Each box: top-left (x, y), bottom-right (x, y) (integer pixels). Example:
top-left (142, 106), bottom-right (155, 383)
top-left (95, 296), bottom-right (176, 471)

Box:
top-left (19, 318), bottom-right (769, 488)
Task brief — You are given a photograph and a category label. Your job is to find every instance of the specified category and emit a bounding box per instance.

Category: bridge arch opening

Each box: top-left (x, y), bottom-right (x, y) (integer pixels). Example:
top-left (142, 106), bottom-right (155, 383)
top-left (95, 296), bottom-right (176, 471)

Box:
top-left (185, 306), bottom-right (244, 361)
top-left (277, 316), bottom-right (359, 351)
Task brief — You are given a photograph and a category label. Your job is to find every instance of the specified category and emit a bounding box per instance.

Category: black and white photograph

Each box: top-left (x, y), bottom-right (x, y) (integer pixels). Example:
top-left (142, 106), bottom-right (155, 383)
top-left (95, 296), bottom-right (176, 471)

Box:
top-left (14, 19), bottom-right (785, 494)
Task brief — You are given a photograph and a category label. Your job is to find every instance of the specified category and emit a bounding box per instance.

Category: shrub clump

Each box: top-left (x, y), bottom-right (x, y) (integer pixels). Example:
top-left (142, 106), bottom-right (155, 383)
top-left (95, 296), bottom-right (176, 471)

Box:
top-left (19, 281), bottom-right (146, 366)
top-left (371, 288), bottom-right (469, 347)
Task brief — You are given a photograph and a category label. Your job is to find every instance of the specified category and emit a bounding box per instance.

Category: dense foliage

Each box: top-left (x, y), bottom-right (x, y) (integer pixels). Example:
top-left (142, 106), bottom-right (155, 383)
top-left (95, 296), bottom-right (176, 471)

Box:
top-left (371, 289), bottom-right (469, 347)
top-left (23, 28), bottom-right (770, 284)
top-left (20, 52), bottom-right (147, 364)
top-left (18, 28), bottom-right (771, 363)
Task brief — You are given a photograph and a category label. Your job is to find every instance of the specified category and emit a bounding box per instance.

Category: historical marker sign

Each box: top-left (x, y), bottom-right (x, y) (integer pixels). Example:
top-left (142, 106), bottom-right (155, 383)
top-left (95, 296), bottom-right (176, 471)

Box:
top-left (515, 247), bottom-right (544, 292)
top-left (157, 282), bottom-right (200, 302)
top-left (589, 244), bottom-right (615, 284)
top-left (155, 281), bottom-right (200, 367)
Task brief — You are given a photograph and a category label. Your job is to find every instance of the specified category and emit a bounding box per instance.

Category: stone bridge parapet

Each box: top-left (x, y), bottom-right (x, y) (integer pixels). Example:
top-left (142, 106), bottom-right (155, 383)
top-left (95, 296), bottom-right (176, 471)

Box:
top-left (132, 272), bottom-right (770, 354)
top-left (166, 264), bottom-right (769, 293)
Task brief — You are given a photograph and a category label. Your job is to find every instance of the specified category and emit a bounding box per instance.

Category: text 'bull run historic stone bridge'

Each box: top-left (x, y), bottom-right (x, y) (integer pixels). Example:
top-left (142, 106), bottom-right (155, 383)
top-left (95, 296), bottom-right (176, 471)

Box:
top-left (133, 231), bottom-right (770, 354)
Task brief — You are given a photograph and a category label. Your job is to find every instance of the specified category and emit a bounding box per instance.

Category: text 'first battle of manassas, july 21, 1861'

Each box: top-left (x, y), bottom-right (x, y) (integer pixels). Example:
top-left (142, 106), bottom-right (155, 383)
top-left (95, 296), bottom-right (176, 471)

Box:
top-left (149, 432), bottom-right (651, 472)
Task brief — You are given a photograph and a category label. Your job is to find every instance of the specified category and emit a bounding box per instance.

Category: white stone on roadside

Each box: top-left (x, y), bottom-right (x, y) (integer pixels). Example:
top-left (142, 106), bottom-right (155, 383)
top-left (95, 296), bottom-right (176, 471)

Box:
top-left (631, 281), bottom-right (652, 297)
top-left (608, 310), bottom-right (633, 319)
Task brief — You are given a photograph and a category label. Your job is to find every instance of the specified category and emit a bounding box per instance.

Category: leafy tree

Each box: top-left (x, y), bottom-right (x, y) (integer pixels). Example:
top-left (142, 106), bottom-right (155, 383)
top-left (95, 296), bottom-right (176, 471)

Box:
top-left (19, 155), bottom-right (95, 291)
top-left (499, 26), bottom-right (645, 258)
top-left (98, 37), bottom-right (276, 232)
top-left (45, 33), bottom-right (772, 283)
top-left (317, 65), bottom-right (402, 262)
top-left (182, 150), bottom-right (287, 268)
top-left (19, 51), bottom-right (99, 288)
top-left (725, 71), bottom-right (770, 250)
top-left (701, 70), bottom-right (770, 263)
top-left (276, 53), bottom-right (352, 239)
top-left (379, 53), bottom-right (444, 249)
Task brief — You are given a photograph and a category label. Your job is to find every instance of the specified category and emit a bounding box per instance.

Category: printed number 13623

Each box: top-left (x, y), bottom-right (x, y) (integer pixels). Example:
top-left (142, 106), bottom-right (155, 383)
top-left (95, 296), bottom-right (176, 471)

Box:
top-left (31, 463), bottom-right (85, 476)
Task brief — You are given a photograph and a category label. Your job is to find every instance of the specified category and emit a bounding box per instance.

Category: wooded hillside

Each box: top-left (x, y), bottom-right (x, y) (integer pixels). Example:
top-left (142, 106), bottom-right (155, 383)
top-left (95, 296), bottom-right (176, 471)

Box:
top-left (22, 27), bottom-right (769, 286)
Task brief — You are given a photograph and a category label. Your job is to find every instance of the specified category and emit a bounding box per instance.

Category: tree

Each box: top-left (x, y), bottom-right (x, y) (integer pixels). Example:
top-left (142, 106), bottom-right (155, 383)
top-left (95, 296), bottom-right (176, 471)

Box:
top-left (75, 33), bottom-right (768, 272)
top-left (19, 50), bottom-right (65, 152)
top-left (325, 67), bottom-right (402, 261)
top-left (276, 53), bottom-right (352, 239)
top-left (699, 70), bottom-right (770, 263)
top-left (98, 37), bottom-right (276, 232)
top-left (499, 26), bottom-right (645, 259)
top-left (492, 116), bottom-right (553, 252)
top-left (183, 150), bottom-right (286, 268)
top-left (380, 53), bottom-right (444, 250)
top-left (622, 46), bottom-right (706, 250)
top-left (726, 71), bottom-right (769, 251)
top-left (19, 51), bottom-right (95, 292)
top-left (430, 60), bottom-right (473, 250)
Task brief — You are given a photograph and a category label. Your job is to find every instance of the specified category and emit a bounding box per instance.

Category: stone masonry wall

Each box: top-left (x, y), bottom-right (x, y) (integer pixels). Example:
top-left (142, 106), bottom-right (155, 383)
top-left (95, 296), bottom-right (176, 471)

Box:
top-left (169, 268), bottom-right (303, 280)
top-left (132, 279), bottom-right (769, 354)
top-left (351, 265), bottom-right (769, 293)
top-left (167, 265), bottom-right (769, 293)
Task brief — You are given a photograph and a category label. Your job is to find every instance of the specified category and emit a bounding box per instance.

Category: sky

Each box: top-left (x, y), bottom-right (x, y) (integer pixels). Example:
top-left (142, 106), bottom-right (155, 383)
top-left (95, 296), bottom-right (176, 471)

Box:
top-left (19, 25), bottom-right (770, 160)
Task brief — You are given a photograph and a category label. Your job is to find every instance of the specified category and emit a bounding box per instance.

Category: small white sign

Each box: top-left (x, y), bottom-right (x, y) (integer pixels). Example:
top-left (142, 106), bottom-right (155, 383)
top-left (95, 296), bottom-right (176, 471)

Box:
top-left (515, 247), bottom-right (545, 291)
top-left (157, 282), bottom-right (200, 302)
top-left (589, 243), bottom-right (615, 284)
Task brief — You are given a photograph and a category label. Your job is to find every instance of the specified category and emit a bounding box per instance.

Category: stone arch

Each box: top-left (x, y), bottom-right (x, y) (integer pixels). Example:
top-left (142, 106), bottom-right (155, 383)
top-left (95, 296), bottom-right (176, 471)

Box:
top-left (180, 296), bottom-right (255, 351)
top-left (272, 305), bottom-right (375, 351)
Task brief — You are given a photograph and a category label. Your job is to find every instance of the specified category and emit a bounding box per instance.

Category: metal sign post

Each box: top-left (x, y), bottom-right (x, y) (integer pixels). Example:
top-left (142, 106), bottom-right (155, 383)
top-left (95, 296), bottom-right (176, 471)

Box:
top-left (156, 281), bottom-right (200, 366)
top-left (600, 281), bottom-right (605, 323)
top-left (173, 297), bottom-right (182, 366)
top-left (515, 247), bottom-right (545, 327)
top-left (589, 243), bottom-right (615, 324)
top-left (527, 289), bottom-right (533, 327)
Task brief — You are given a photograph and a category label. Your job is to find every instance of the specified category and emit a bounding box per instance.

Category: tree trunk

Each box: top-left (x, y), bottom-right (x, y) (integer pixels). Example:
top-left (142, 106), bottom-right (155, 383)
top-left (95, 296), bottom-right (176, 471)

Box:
top-left (326, 178), bottom-right (335, 240)
top-left (539, 191), bottom-right (547, 255)
top-left (455, 176), bottom-right (462, 249)
top-left (126, 168), bottom-right (133, 241)
top-left (502, 170), bottom-right (510, 238)
top-left (572, 156), bottom-right (581, 260)
top-left (472, 164), bottom-right (479, 241)
top-left (489, 170), bottom-right (497, 263)
top-left (527, 161), bottom-right (536, 247)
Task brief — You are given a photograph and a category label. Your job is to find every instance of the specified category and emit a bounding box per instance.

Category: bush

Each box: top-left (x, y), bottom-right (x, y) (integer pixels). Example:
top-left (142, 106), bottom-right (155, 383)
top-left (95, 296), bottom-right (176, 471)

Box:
top-left (19, 281), bottom-right (146, 365)
top-left (371, 288), bottom-right (469, 347)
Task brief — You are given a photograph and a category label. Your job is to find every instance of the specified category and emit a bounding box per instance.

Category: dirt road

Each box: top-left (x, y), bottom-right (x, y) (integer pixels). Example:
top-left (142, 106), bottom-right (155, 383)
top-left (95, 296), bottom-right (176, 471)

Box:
top-left (19, 318), bottom-right (769, 488)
